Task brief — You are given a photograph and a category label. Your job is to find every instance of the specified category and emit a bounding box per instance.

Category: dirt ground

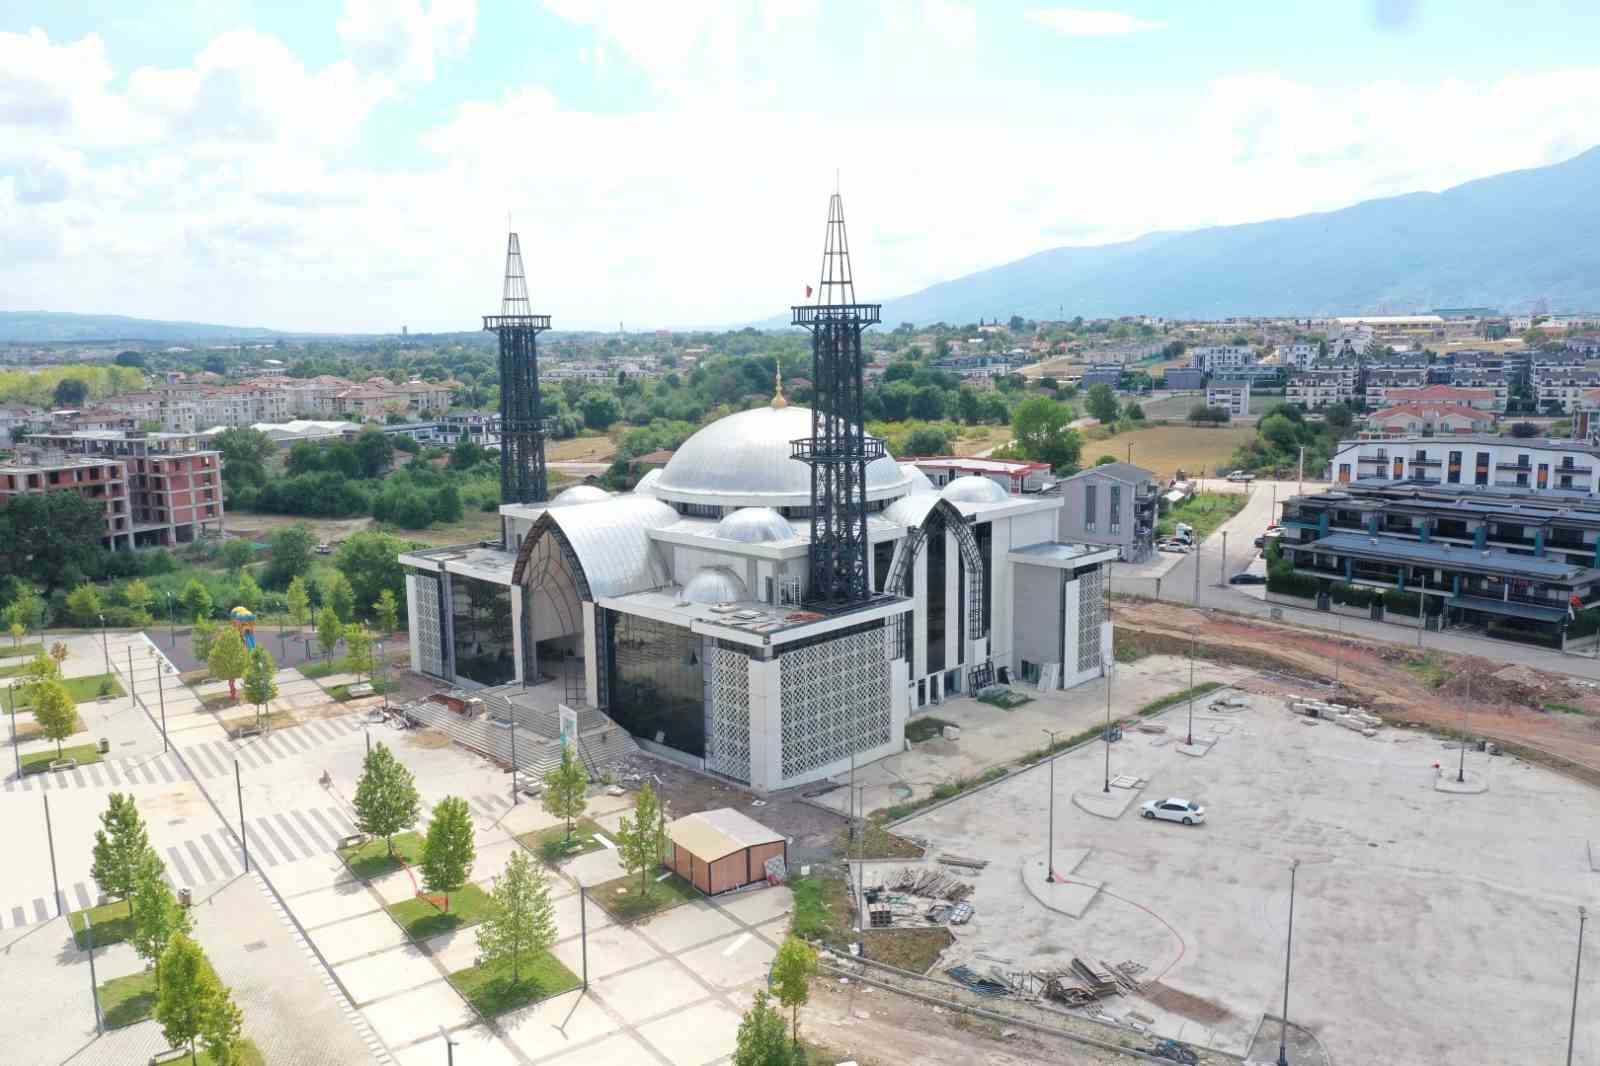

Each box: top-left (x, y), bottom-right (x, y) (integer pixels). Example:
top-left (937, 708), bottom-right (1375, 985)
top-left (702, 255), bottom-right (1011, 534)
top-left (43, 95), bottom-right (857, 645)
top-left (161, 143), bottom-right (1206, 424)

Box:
top-left (1114, 599), bottom-right (1600, 777)
top-left (1079, 424), bottom-right (1256, 481)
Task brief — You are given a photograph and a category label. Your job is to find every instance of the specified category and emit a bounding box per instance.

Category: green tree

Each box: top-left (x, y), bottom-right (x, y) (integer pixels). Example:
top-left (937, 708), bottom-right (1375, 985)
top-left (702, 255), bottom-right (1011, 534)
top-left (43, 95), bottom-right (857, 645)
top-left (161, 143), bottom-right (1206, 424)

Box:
top-left (324, 571), bottom-right (356, 622)
top-left (475, 848), bottom-right (556, 985)
top-left (129, 850), bottom-right (191, 992)
top-left (372, 589), bottom-right (399, 635)
top-left (316, 606), bottom-right (344, 660)
top-left (65, 583), bottom-right (103, 626)
top-left (31, 678), bottom-right (76, 759)
top-left (241, 647), bottom-right (278, 726)
top-left (207, 626), bottom-right (250, 701)
top-left (90, 793), bottom-right (151, 901)
top-left (542, 743), bottom-right (590, 845)
top-left (1123, 400), bottom-right (1146, 422)
top-left (6, 620), bottom-right (22, 651)
top-left (614, 781), bottom-right (666, 898)
top-left (233, 572), bottom-right (263, 613)
top-left (734, 989), bottom-right (797, 1066)
top-left (155, 933), bottom-right (217, 1062)
top-left (265, 523), bottom-right (317, 587)
top-left (181, 579), bottom-right (214, 622)
top-left (122, 578), bottom-right (155, 624)
top-left (343, 624), bottom-right (374, 685)
top-left (900, 424), bottom-right (952, 456)
top-left (200, 980), bottom-right (246, 1066)
top-left (333, 531), bottom-right (410, 619)
top-left (1010, 396), bottom-right (1083, 472)
top-left (353, 742), bottom-right (421, 857)
top-left (4, 581), bottom-right (45, 636)
top-left (353, 426), bottom-right (395, 478)
top-left (54, 377), bottom-right (89, 407)
top-left (770, 937), bottom-right (819, 1047)
top-left (285, 576), bottom-right (312, 632)
top-left (419, 796), bottom-right (476, 912)
top-left (579, 391), bottom-right (621, 430)
top-left (190, 617), bottom-right (219, 664)
top-left (213, 427), bottom-right (276, 493)
top-left (1085, 382), bottom-right (1120, 423)
top-left (220, 539), bottom-right (254, 575)
top-left (0, 492), bottom-right (104, 591)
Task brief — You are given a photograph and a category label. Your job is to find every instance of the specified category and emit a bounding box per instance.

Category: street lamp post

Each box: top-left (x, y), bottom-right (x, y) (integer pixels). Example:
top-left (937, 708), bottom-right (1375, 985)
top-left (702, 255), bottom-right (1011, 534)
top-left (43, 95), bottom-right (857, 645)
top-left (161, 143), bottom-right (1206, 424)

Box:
top-left (1277, 858), bottom-right (1300, 1066)
top-left (8, 682), bottom-right (18, 777)
top-left (441, 1026), bottom-right (459, 1066)
top-left (150, 649), bottom-right (168, 753)
top-left (1569, 905), bottom-right (1587, 1066)
top-left (1186, 627), bottom-right (1197, 746)
top-left (44, 793), bottom-right (62, 917)
top-left (98, 614), bottom-right (109, 675)
top-left (1103, 662), bottom-right (1113, 793)
top-left (85, 909), bottom-right (103, 1034)
top-left (1219, 530), bottom-right (1228, 586)
top-left (168, 592), bottom-right (176, 646)
top-left (235, 759), bottom-right (249, 873)
top-left (126, 645), bottom-right (136, 709)
top-left (1042, 728), bottom-right (1062, 882)
top-left (376, 641), bottom-right (388, 714)
top-left (1459, 669), bottom-right (1470, 784)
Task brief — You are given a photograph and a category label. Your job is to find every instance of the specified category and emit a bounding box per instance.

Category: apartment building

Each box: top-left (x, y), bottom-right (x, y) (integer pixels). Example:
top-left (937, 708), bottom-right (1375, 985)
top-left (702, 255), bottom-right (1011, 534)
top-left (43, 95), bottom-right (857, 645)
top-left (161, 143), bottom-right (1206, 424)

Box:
top-left (1053, 462), bottom-right (1160, 562)
top-left (0, 451), bottom-right (131, 547)
top-left (1383, 384), bottom-right (1500, 412)
top-left (29, 430), bottom-right (223, 546)
top-left (1205, 380), bottom-right (1251, 417)
top-left (1286, 367), bottom-right (1360, 409)
top-left (1535, 373), bottom-right (1600, 413)
top-left (1364, 368), bottom-right (1429, 407)
top-left (1365, 402), bottom-right (1497, 437)
top-left (1276, 342), bottom-right (1320, 368)
top-left (1329, 435), bottom-right (1600, 493)
top-left (1189, 345), bottom-right (1255, 374)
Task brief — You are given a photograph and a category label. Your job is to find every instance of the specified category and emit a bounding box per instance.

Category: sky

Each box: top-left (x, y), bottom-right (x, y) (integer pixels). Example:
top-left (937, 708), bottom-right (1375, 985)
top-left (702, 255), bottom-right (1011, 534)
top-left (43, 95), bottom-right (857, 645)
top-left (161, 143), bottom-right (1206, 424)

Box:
top-left (4, 0), bottom-right (1600, 333)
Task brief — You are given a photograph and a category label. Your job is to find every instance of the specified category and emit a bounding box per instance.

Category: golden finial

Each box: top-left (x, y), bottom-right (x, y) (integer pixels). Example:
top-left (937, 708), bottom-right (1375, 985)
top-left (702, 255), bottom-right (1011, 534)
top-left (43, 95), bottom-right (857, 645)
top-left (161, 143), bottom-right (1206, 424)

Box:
top-left (772, 359), bottom-right (788, 408)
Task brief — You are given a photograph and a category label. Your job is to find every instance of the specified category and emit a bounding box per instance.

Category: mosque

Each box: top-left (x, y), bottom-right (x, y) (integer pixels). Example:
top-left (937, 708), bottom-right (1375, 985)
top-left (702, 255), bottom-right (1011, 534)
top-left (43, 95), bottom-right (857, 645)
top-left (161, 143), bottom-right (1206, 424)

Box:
top-left (400, 207), bottom-right (1114, 793)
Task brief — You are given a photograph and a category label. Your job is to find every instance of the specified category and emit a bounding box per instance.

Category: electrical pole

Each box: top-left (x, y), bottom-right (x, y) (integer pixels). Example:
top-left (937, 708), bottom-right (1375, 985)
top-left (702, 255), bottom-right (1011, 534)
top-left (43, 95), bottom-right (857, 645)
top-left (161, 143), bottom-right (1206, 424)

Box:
top-left (1569, 905), bottom-right (1587, 1066)
top-left (1277, 858), bottom-right (1300, 1066)
top-left (1042, 728), bottom-right (1062, 882)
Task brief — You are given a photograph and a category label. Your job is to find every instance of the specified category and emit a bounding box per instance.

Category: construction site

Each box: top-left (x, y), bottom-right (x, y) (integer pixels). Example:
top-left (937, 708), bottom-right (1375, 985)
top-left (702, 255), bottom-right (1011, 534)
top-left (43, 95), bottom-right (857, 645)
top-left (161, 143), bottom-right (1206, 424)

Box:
top-left (799, 601), bottom-right (1600, 1066)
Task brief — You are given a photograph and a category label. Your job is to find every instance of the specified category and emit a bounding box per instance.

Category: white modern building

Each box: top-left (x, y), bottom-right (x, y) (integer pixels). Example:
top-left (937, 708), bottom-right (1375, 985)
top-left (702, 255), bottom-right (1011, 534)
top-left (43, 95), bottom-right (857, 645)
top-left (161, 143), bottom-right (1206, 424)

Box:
top-left (1205, 380), bottom-right (1252, 417)
top-left (1189, 345), bottom-right (1255, 374)
top-left (400, 395), bottom-right (1116, 792)
top-left (1330, 435), bottom-right (1600, 493)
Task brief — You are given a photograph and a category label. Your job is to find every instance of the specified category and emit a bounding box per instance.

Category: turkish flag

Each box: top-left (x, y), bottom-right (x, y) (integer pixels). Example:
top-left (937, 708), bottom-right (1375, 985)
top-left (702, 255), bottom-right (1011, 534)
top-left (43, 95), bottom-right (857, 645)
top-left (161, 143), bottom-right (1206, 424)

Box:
top-left (805, 284), bottom-right (813, 298)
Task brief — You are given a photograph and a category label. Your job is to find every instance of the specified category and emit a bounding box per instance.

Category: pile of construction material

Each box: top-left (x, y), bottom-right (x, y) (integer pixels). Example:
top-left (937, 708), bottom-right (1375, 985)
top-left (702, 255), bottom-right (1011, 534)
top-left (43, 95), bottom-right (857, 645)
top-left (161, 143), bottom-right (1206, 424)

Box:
top-left (1289, 696), bottom-right (1383, 737)
top-left (877, 866), bottom-right (974, 902)
top-left (862, 866), bottom-right (977, 929)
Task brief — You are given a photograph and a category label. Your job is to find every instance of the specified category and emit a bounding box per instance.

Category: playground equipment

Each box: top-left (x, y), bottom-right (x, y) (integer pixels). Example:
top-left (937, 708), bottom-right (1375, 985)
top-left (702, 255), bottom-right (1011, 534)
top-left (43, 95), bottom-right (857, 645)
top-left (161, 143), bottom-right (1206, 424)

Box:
top-left (229, 606), bottom-right (257, 653)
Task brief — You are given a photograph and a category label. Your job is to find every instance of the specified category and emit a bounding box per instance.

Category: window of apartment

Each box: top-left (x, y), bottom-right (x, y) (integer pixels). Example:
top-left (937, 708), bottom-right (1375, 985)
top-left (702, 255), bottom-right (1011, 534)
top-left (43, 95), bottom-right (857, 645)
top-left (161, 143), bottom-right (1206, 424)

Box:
top-left (1109, 485), bottom-right (1121, 534)
top-left (1338, 463), bottom-right (1351, 483)
top-left (1084, 483), bottom-right (1097, 532)
top-left (1475, 452), bottom-right (1490, 486)
top-left (1447, 451), bottom-right (1462, 483)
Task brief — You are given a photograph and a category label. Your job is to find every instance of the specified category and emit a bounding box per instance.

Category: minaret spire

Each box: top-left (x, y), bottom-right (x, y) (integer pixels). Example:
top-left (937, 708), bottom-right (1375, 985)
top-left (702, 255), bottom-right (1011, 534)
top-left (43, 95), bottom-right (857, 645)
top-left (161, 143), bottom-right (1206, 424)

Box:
top-left (485, 231), bottom-right (552, 511)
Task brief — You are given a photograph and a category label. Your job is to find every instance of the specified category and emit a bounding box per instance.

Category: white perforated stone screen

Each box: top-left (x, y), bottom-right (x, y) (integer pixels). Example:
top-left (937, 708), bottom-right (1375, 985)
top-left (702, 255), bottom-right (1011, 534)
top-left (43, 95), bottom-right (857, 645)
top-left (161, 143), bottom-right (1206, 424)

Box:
top-left (410, 573), bottom-right (445, 678)
top-left (1076, 565), bottom-right (1103, 675)
top-left (778, 626), bottom-right (892, 783)
top-left (707, 644), bottom-right (752, 783)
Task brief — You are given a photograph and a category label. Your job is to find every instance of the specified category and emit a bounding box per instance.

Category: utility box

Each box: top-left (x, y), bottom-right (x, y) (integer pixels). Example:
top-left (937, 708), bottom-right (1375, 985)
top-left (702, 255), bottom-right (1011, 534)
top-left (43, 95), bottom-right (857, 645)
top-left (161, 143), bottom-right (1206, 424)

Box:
top-left (97, 737), bottom-right (110, 754)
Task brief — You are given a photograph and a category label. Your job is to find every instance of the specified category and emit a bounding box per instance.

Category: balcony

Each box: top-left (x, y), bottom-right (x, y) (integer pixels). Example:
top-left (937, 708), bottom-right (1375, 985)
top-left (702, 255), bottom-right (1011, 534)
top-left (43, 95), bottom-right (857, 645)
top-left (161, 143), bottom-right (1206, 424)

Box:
top-left (1496, 461), bottom-right (1532, 471)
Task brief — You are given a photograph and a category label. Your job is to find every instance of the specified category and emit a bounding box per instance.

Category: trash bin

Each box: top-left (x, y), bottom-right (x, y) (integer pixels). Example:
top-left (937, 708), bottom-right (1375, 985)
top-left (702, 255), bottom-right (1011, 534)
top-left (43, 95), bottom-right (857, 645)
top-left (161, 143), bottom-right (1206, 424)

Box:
top-left (97, 737), bottom-right (110, 754)
top-left (178, 887), bottom-right (192, 908)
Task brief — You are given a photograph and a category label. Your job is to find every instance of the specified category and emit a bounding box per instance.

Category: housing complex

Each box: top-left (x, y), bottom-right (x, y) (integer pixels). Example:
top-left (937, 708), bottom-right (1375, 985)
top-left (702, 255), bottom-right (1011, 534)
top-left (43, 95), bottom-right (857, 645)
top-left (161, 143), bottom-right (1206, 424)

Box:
top-left (0, 450), bottom-right (132, 547)
top-left (25, 429), bottom-right (224, 546)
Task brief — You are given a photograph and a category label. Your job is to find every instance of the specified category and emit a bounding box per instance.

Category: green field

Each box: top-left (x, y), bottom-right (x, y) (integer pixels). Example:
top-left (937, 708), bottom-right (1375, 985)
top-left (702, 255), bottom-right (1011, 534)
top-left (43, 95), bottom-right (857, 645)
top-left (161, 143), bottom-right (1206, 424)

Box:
top-left (8, 673), bottom-right (122, 709)
top-left (1081, 423), bottom-right (1256, 481)
top-left (447, 951), bottom-right (580, 1017)
top-left (70, 898), bottom-right (134, 948)
top-left (337, 831), bottom-right (422, 880)
top-left (387, 883), bottom-right (496, 940)
top-left (22, 743), bottom-right (102, 776)
top-left (590, 871), bottom-right (699, 923)
top-left (1157, 492), bottom-right (1248, 541)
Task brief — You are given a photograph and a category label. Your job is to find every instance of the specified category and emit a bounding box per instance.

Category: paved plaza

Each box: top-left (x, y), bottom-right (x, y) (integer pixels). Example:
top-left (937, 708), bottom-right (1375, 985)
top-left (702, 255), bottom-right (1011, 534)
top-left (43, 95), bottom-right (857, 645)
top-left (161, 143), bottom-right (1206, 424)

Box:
top-left (1, 629), bottom-right (794, 1065)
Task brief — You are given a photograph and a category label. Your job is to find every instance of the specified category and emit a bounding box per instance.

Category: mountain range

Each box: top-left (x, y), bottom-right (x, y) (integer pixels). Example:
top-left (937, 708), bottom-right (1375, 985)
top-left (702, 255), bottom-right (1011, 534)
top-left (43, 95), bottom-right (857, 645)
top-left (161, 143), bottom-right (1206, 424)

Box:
top-left (0, 311), bottom-right (285, 345)
top-left (876, 145), bottom-right (1600, 325)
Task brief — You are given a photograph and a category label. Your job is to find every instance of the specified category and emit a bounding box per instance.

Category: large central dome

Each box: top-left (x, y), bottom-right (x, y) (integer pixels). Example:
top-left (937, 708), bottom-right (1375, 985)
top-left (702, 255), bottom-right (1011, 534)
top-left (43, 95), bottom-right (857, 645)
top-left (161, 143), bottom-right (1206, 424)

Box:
top-left (652, 404), bottom-right (913, 509)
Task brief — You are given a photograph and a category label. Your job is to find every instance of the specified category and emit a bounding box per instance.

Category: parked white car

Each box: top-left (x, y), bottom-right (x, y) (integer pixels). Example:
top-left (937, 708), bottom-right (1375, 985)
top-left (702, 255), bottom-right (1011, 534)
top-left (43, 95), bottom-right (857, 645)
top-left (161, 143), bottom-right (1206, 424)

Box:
top-left (1140, 797), bottom-right (1206, 825)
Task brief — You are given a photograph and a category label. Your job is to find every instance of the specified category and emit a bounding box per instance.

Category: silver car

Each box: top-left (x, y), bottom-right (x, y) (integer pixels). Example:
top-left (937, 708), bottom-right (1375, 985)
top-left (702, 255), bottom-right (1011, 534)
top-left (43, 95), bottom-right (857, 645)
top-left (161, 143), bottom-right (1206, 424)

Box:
top-left (1140, 797), bottom-right (1206, 825)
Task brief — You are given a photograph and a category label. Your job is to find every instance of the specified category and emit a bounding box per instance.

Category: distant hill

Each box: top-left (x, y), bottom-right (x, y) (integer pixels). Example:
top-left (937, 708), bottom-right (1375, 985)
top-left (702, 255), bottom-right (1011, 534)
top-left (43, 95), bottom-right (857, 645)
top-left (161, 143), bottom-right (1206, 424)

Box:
top-left (877, 146), bottom-right (1600, 325)
top-left (0, 311), bottom-right (287, 344)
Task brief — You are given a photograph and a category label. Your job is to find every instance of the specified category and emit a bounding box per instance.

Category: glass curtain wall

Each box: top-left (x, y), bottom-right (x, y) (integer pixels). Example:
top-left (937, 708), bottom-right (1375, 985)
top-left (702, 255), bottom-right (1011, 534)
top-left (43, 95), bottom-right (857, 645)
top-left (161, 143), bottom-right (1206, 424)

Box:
top-left (607, 612), bottom-right (707, 757)
top-left (451, 576), bottom-right (516, 686)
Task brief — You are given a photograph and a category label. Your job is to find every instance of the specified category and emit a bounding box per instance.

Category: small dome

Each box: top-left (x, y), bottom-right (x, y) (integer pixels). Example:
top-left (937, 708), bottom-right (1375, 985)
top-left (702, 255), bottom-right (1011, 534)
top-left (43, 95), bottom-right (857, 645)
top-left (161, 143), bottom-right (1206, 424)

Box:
top-left (900, 463), bottom-right (936, 495)
top-left (940, 475), bottom-right (1010, 504)
top-left (883, 493), bottom-right (939, 528)
top-left (633, 469), bottom-right (664, 497)
top-left (714, 507), bottom-right (796, 543)
top-left (682, 566), bottom-right (749, 604)
top-left (549, 485), bottom-right (611, 507)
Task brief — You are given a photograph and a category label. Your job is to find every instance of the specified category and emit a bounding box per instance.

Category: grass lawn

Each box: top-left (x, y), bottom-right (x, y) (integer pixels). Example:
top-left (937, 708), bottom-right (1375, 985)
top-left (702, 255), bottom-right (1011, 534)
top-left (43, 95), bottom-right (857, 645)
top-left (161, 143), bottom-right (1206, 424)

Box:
top-left (1156, 491), bottom-right (1248, 541)
top-left (9, 673), bottom-right (122, 709)
top-left (337, 831), bottom-right (423, 880)
top-left (329, 679), bottom-right (391, 702)
top-left (8, 712), bottom-right (86, 741)
top-left (860, 927), bottom-right (955, 974)
top-left (872, 766), bottom-right (1008, 823)
top-left (1136, 681), bottom-right (1224, 718)
top-left (99, 969), bottom-right (157, 1028)
top-left (220, 710), bottom-right (299, 735)
top-left (199, 692), bottom-right (242, 712)
top-left (1080, 422), bottom-right (1256, 482)
top-left (831, 822), bottom-right (925, 861)
top-left (0, 642), bottom-right (44, 661)
top-left (590, 870), bottom-right (700, 923)
top-left (190, 1039), bottom-right (267, 1066)
top-left (789, 867), bottom-right (855, 945)
top-left (447, 950), bottom-right (580, 1017)
top-left (387, 883), bottom-right (496, 941)
top-left (296, 657), bottom-right (351, 680)
top-left (904, 716), bottom-right (956, 743)
top-left (519, 817), bottom-right (609, 864)
top-left (69, 898), bottom-right (134, 949)
top-left (21, 742), bottom-right (103, 776)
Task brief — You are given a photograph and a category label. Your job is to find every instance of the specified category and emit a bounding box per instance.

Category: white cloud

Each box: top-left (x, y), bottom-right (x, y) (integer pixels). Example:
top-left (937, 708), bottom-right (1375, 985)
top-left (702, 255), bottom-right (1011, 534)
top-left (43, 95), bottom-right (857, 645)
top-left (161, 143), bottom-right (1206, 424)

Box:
top-left (1024, 8), bottom-right (1167, 36)
top-left (337, 0), bottom-right (477, 85)
top-left (543, 0), bottom-right (741, 103)
top-left (921, 0), bottom-right (977, 47)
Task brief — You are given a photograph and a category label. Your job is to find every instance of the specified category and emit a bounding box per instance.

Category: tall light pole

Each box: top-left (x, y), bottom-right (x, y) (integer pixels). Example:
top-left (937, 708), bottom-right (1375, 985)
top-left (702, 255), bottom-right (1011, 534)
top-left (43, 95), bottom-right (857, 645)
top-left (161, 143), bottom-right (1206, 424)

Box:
top-left (126, 645), bottom-right (136, 709)
top-left (1186, 627), bottom-right (1197, 746)
top-left (1103, 661), bottom-right (1113, 793)
top-left (168, 592), bottom-right (176, 646)
top-left (1569, 905), bottom-right (1587, 1066)
top-left (1042, 728), bottom-right (1062, 882)
top-left (1219, 530), bottom-right (1229, 586)
top-left (441, 1026), bottom-right (459, 1066)
top-left (235, 759), bottom-right (249, 872)
top-left (8, 682), bottom-right (18, 776)
top-left (1459, 668), bottom-right (1470, 784)
top-left (1297, 444), bottom-right (1305, 497)
top-left (97, 614), bottom-right (109, 675)
top-left (85, 909), bottom-right (103, 1034)
top-left (150, 648), bottom-right (168, 753)
top-left (1277, 857), bottom-right (1300, 1066)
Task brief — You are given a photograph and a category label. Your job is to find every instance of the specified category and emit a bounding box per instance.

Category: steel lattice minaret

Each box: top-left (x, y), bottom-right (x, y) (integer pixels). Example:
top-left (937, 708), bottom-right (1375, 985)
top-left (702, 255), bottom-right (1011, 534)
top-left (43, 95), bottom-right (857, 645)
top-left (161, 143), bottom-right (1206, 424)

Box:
top-left (791, 192), bottom-right (883, 607)
top-left (485, 233), bottom-right (551, 509)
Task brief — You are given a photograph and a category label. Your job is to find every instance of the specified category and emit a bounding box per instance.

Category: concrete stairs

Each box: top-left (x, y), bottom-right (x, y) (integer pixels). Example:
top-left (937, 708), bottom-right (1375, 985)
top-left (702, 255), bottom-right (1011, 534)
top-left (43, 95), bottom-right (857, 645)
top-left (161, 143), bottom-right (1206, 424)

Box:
top-left (397, 693), bottom-right (638, 783)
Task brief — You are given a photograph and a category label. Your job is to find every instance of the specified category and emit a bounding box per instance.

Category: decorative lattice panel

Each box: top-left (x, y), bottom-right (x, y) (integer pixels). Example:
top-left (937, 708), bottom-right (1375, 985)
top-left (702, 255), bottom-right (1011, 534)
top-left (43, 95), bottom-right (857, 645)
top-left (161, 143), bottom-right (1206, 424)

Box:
top-left (1076, 566), bottom-right (1104, 674)
top-left (706, 645), bottom-right (752, 783)
top-left (411, 573), bottom-right (445, 678)
top-left (778, 627), bottom-right (892, 782)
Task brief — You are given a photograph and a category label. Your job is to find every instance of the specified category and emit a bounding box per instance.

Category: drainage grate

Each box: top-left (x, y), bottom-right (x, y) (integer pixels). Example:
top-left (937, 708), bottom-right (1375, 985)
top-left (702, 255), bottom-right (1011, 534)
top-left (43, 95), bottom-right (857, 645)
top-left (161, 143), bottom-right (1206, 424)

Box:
top-left (243, 940), bottom-right (268, 952)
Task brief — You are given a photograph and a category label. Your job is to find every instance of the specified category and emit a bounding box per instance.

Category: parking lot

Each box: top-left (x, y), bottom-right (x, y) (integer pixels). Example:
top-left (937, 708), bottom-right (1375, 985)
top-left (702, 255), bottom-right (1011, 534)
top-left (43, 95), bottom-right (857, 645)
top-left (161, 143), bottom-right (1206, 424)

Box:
top-left (895, 682), bottom-right (1600, 1065)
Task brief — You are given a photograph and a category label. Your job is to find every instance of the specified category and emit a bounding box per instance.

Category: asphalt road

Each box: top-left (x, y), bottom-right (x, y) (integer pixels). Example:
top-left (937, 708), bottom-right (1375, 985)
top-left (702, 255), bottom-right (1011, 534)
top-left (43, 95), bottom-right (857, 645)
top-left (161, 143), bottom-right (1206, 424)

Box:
top-left (1111, 478), bottom-right (1600, 683)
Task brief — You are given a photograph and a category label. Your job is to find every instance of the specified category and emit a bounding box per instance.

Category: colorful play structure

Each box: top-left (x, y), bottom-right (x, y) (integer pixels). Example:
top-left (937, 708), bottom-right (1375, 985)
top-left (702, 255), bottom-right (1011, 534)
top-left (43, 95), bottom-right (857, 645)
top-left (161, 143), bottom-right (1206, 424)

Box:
top-left (229, 605), bottom-right (258, 652)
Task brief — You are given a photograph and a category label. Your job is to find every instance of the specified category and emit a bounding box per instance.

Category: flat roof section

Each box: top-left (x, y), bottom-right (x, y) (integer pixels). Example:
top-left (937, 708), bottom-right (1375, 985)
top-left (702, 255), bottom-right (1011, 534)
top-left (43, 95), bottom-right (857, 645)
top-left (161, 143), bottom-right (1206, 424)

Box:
top-left (1298, 531), bottom-right (1593, 582)
top-left (668, 808), bottom-right (784, 864)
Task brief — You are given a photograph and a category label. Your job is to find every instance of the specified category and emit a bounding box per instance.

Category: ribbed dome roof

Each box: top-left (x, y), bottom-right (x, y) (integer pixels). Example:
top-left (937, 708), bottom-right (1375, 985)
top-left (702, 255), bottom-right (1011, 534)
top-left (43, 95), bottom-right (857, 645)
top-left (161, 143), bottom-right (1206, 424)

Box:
top-left (549, 485), bottom-right (611, 506)
top-left (682, 565), bottom-right (749, 604)
top-left (714, 507), bottom-right (797, 543)
top-left (632, 469), bottom-right (664, 497)
top-left (653, 405), bottom-right (911, 508)
top-left (900, 463), bottom-right (935, 495)
top-left (940, 475), bottom-right (1010, 503)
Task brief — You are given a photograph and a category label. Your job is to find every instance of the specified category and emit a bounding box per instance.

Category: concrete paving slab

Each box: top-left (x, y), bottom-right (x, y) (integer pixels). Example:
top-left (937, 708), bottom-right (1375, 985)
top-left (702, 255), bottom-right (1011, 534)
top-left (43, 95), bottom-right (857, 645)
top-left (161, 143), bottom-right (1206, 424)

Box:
top-left (564, 847), bottom-right (625, 886)
top-left (496, 803), bottom-right (561, 835)
top-left (1176, 741), bottom-right (1215, 757)
top-left (292, 881), bottom-right (385, 927)
top-left (269, 852), bottom-right (351, 895)
top-left (635, 900), bottom-right (739, 953)
top-left (1021, 857), bottom-right (1102, 917)
top-left (712, 885), bottom-right (792, 927)
top-left (538, 1030), bottom-right (658, 1066)
top-left (308, 908), bottom-right (410, 964)
top-left (1072, 787), bottom-right (1139, 819)
top-left (635, 999), bottom-right (743, 1066)
top-left (551, 886), bottom-right (610, 936)
top-left (423, 924), bottom-right (482, 973)
top-left (1434, 768), bottom-right (1489, 794)
top-left (502, 988), bottom-right (620, 1058)
top-left (591, 957), bottom-right (708, 1024)
top-left (392, 1025), bottom-right (521, 1066)
top-left (336, 942), bottom-right (440, 1004)
top-left (550, 922), bottom-right (659, 981)
top-left (674, 930), bottom-right (773, 991)
top-left (360, 979), bottom-right (474, 1047)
